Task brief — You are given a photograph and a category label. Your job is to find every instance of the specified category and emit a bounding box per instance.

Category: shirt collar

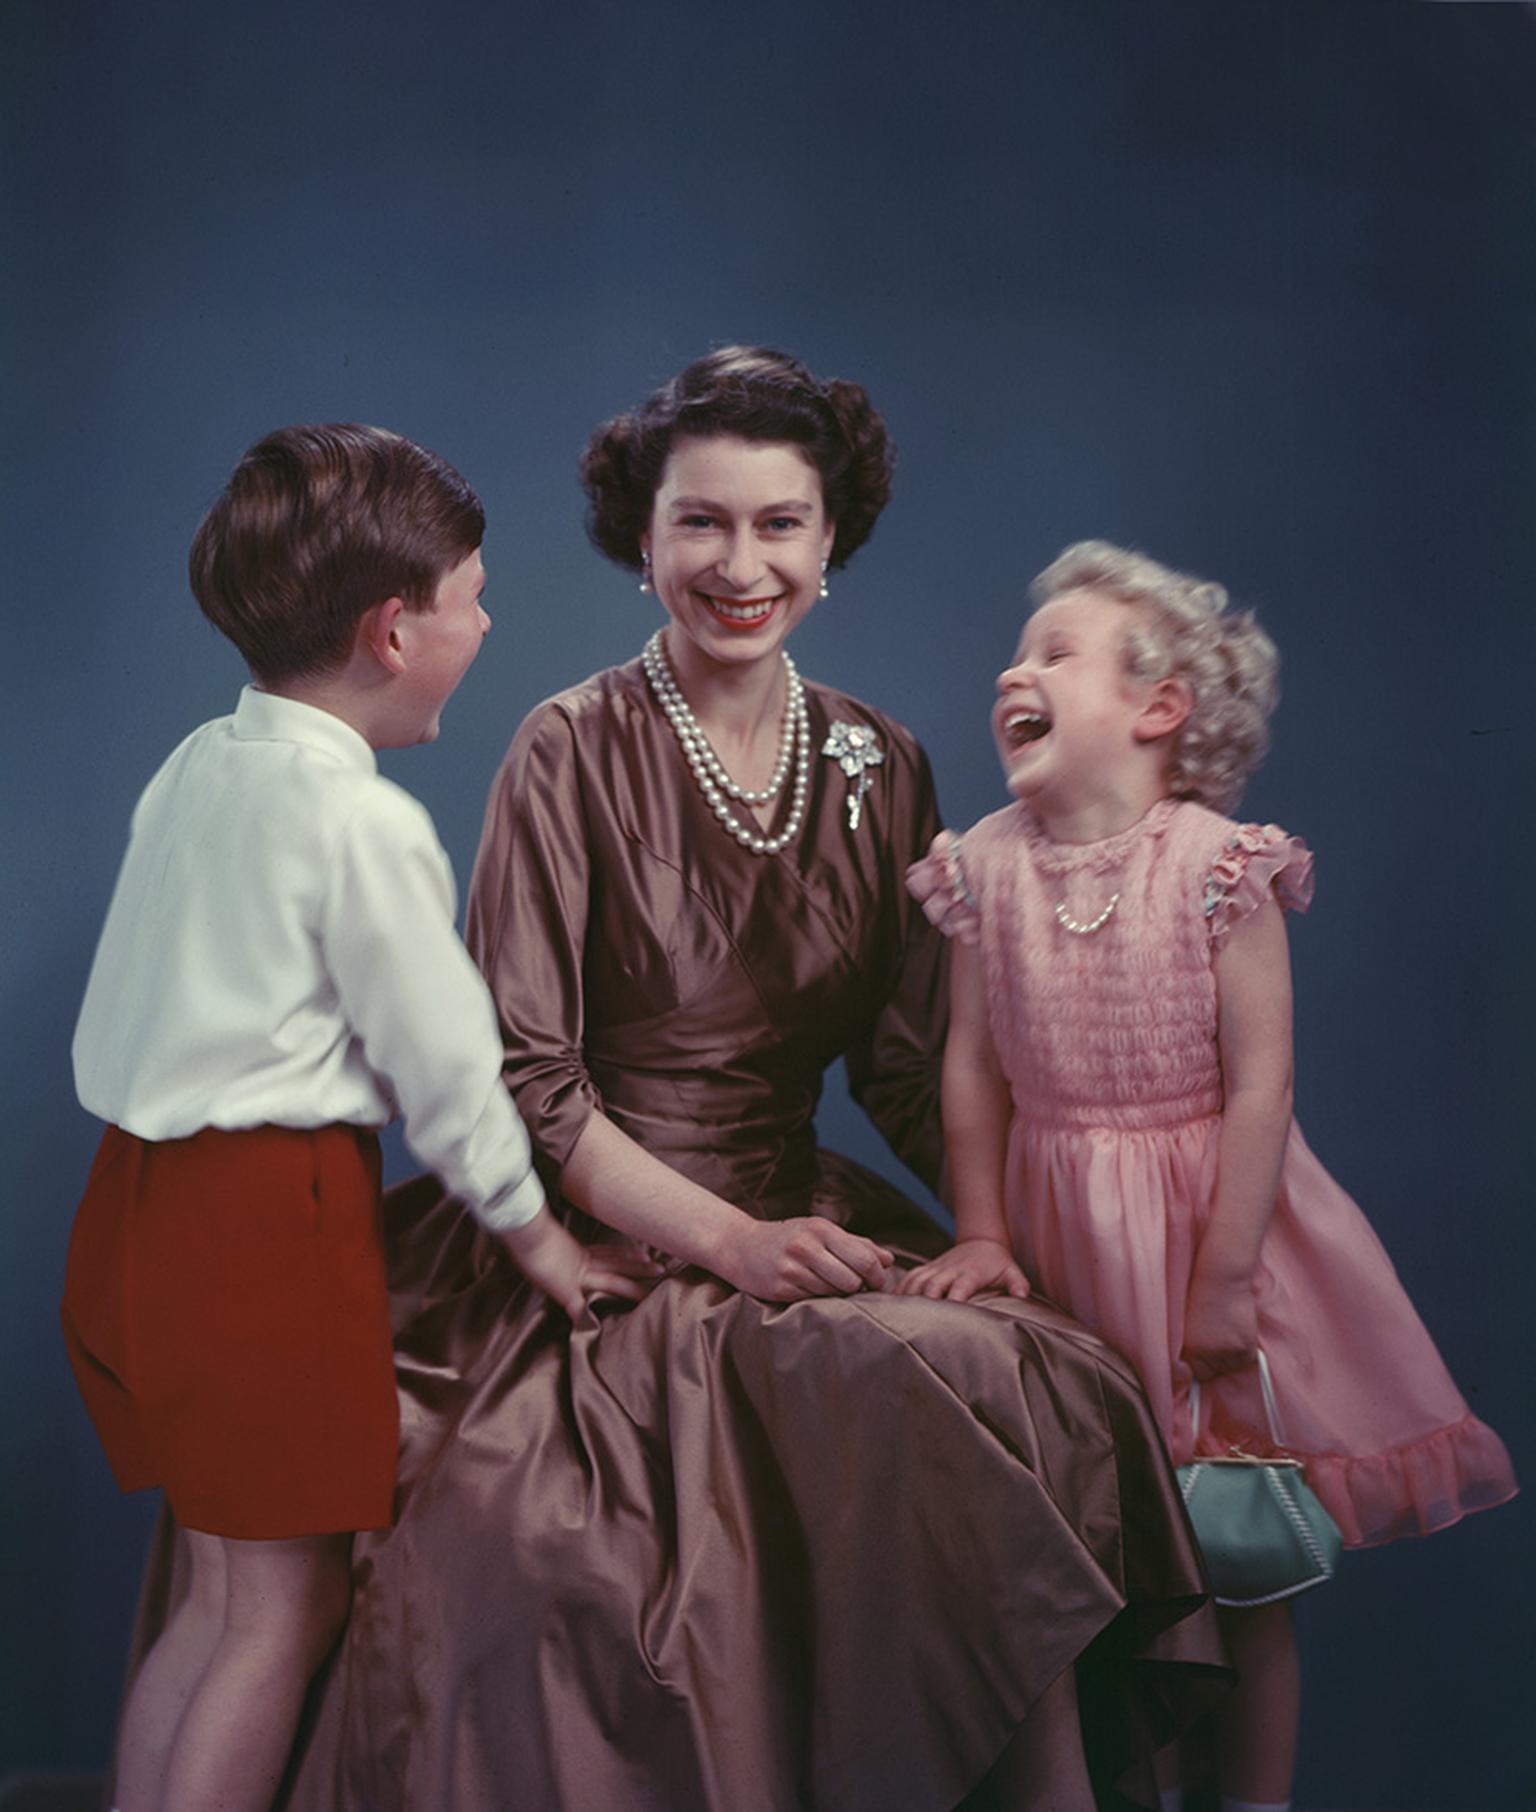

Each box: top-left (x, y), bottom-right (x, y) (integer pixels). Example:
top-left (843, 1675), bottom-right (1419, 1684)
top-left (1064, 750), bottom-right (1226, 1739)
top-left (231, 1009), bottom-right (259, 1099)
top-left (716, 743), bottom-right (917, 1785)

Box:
top-left (232, 686), bottom-right (378, 775)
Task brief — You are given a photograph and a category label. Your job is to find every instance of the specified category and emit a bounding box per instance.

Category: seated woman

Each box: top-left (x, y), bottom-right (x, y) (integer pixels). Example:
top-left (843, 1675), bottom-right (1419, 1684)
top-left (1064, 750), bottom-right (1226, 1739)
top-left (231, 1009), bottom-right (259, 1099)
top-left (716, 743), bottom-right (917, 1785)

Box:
top-left (131, 348), bottom-right (1224, 1811)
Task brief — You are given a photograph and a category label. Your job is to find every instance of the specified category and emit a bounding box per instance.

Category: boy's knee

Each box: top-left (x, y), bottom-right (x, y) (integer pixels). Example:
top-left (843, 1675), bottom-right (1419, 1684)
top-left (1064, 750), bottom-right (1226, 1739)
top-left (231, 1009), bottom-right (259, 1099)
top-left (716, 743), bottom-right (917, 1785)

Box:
top-left (294, 1551), bottom-right (353, 1663)
top-left (224, 1540), bottom-right (353, 1668)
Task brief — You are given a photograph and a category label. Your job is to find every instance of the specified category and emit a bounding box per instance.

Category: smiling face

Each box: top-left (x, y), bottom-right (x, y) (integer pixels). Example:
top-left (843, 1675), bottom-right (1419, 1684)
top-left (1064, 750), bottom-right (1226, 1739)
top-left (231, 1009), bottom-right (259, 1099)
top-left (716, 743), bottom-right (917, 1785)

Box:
top-left (992, 588), bottom-right (1162, 810)
top-left (641, 435), bottom-right (835, 681)
top-left (394, 546), bottom-right (490, 743)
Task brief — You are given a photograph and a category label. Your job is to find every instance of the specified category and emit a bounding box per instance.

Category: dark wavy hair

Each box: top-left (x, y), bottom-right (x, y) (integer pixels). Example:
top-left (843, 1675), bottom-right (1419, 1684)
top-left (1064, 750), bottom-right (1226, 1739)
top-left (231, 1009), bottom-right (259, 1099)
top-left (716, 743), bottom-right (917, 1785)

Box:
top-left (580, 346), bottom-right (894, 572)
top-left (190, 423), bottom-right (484, 685)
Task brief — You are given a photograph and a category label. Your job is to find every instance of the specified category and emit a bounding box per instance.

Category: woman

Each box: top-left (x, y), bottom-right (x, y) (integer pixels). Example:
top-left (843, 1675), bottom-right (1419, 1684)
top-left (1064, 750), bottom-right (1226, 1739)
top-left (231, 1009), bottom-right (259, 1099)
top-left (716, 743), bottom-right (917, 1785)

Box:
top-left (134, 349), bottom-right (1223, 1810)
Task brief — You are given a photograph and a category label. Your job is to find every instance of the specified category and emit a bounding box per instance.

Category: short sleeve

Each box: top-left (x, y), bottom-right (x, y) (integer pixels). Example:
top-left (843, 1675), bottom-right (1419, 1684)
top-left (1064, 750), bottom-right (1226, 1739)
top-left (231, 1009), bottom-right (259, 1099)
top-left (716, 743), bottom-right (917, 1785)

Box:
top-left (465, 703), bottom-right (602, 1177)
top-left (904, 829), bottom-right (981, 946)
top-left (1203, 821), bottom-right (1315, 946)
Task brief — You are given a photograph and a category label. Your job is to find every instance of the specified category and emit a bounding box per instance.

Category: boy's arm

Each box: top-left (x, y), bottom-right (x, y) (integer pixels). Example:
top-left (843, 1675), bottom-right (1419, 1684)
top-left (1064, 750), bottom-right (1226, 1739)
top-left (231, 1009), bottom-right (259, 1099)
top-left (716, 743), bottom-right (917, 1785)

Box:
top-left (320, 790), bottom-right (653, 1309)
top-left (323, 794), bottom-right (544, 1227)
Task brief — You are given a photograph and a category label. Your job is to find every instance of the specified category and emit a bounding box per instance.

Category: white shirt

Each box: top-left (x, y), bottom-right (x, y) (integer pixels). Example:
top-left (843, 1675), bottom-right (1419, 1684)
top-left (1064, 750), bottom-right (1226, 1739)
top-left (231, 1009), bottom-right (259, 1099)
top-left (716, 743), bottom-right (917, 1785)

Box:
top-left (73, 687), bottom-right (546, 1232)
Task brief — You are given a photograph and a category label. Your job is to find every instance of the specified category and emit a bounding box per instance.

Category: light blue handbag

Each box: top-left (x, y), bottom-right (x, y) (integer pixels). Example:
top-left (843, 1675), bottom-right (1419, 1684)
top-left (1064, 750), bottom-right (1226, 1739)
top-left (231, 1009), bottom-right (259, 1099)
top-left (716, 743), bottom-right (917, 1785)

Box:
top-left (1178, 1350), bottom-right (1343, 1607)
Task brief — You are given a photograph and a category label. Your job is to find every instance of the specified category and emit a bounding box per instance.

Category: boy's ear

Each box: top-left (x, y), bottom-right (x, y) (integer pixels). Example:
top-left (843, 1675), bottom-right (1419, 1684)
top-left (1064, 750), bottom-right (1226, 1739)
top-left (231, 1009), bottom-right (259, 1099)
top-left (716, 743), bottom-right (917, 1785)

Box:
top-left (357, 598), bottom-right (409, 675)
top-left (1134, 675), bottom-right (1193, 742)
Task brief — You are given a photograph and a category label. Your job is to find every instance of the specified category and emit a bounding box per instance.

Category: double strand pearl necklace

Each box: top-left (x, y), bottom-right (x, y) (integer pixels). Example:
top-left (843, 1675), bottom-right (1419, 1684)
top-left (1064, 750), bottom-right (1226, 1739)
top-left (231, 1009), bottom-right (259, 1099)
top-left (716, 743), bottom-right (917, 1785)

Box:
top-left (641, 630), bottom-right (810, 857)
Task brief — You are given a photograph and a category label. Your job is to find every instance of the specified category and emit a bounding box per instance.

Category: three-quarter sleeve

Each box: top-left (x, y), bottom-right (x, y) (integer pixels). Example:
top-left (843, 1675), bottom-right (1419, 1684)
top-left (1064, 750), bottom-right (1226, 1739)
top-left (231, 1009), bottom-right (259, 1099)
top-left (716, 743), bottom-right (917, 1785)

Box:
top-left (842, 733), bottom-right (950, 1196)
top-left (465, 702), bottom-right (603, 1177)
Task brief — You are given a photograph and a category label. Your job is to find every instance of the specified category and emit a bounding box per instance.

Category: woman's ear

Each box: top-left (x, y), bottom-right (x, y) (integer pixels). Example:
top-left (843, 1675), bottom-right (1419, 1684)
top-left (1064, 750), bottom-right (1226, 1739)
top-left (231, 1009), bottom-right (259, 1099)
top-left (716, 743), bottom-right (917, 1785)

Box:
top-left (1135, 675), bottom-right (1193, 742)
top-left (357, 597), bottom-right (409, 675)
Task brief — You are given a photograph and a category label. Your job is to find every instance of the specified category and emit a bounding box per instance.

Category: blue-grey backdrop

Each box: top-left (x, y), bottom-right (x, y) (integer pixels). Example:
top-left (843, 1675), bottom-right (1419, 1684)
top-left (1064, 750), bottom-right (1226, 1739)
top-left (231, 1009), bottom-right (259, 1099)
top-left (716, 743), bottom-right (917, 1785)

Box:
top-left (4, 2), bottom-right (1532, 1804)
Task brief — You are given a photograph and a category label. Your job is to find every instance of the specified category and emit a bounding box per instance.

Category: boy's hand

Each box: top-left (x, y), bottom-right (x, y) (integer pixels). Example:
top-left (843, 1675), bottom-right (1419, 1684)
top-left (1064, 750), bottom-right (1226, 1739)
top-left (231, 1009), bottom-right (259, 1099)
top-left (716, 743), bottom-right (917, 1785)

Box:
top-left (896, 1238), bottom-right (1030, 1303)
top-left (498, 1208), bottom-right (662, 1319)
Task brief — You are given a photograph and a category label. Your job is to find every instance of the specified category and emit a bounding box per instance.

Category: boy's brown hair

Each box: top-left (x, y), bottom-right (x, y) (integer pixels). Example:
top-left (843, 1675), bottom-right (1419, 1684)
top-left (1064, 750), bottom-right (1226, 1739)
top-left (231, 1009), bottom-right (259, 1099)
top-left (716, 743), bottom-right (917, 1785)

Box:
top-left (190, 424), bottom-right (485, 685)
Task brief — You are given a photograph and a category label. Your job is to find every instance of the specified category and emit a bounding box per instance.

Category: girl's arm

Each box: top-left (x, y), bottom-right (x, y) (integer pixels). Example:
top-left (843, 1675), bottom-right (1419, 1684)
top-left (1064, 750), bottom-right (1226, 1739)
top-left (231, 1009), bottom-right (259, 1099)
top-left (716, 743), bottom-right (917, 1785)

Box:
top-left (1184, 891), bottom-right (1295, 1379)
top-left (898, 941), bottom-right (1030, 1300)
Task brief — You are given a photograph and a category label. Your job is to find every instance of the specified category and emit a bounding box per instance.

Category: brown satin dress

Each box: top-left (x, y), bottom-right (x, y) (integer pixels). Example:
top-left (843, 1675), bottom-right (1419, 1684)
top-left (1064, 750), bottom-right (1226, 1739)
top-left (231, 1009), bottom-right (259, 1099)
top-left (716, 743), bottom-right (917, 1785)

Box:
top-left (128, 660), bottom-right (1224, 1810)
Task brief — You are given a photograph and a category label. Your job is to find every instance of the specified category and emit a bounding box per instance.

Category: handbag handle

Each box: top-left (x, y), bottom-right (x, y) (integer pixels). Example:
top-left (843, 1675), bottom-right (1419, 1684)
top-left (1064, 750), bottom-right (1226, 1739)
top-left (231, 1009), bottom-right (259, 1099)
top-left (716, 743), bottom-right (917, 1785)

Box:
top-left (1188, 1347), bottom-right (1289, 1448)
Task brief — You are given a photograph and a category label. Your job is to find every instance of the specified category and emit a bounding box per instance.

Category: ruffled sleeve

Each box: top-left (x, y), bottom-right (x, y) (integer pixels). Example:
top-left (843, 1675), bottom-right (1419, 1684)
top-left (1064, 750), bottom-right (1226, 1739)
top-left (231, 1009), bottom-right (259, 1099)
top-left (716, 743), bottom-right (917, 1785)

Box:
top-left (904, 828), bottom-right (981, 946)
top-left (1203, 821), bottom-right (1315, 946)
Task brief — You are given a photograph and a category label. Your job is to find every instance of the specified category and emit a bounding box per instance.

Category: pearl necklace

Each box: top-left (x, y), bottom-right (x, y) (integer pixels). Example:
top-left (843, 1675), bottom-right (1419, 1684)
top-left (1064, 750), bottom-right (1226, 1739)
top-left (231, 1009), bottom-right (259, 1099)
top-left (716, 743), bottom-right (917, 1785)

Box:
top-left (1054, 891), bottom-right (1120, 936)
top-left (641, 630), bottom-right (810, 857)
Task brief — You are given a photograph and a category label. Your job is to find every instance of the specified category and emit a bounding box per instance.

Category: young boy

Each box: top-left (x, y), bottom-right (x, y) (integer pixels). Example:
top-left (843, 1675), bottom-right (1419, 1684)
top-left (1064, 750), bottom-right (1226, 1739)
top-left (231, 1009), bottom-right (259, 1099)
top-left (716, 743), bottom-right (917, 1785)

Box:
top-left (62, 424), bottom-right (654, 1812)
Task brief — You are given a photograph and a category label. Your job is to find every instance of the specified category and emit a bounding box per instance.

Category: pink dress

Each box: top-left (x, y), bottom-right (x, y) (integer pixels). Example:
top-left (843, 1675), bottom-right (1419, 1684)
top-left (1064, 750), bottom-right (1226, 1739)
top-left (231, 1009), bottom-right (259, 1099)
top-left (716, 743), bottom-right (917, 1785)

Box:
top-left (952, 795), bottom-right (1516, 1549)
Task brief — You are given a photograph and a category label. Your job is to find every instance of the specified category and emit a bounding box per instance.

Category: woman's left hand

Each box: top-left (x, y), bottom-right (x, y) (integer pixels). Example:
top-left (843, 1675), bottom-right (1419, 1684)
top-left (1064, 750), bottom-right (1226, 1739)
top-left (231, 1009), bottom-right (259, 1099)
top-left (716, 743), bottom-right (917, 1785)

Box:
top-left (897, 1238), bottom-right (1031, 1303)
top-left (1181, 1272), bottom-right (1259, 1380)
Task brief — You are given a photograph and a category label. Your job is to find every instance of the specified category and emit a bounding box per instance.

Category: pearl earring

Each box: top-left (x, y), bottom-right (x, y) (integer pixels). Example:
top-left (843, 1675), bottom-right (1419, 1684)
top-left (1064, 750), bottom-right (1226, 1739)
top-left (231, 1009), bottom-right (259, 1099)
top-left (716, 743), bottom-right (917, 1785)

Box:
top-left (639, 553), bottom-right (652, 596)
top-left (818, 560), bottom-right (829, 600)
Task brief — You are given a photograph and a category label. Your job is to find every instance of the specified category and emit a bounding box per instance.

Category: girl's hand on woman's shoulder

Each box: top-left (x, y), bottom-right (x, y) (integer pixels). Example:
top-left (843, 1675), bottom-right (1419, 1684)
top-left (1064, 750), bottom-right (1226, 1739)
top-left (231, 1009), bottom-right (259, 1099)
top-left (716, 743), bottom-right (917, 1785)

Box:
top-left (896, 1238), bottom-right (1031, 1303)
top-left (725, 1217), bottom-right (896, 1302)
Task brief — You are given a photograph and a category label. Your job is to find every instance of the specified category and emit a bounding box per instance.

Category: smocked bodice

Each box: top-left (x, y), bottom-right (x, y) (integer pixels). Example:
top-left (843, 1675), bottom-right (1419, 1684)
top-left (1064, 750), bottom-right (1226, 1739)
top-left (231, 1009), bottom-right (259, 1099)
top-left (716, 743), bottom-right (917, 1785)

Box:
top-left (965, 799), bottom-right (1257, 1133)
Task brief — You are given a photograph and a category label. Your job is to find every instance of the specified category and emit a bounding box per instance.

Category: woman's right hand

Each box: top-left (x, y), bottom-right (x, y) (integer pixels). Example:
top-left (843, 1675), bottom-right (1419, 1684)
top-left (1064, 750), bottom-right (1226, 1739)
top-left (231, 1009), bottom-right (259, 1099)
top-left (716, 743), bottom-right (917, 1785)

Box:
top-left (722, 1216), bottom-right (896, 1302)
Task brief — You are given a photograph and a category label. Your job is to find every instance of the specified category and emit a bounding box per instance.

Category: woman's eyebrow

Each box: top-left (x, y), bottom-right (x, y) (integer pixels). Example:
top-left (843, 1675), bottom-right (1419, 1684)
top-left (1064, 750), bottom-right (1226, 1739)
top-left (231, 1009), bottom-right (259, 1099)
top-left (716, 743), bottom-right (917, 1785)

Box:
top-left (665, 495), bottom-right (817, 515)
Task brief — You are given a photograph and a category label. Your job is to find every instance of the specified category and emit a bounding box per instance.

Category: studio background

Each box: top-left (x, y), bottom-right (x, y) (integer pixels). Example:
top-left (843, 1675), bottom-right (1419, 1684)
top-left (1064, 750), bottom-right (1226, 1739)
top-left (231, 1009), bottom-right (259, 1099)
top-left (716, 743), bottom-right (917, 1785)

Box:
top-left (4, 2), bottom-right (1531, 1805)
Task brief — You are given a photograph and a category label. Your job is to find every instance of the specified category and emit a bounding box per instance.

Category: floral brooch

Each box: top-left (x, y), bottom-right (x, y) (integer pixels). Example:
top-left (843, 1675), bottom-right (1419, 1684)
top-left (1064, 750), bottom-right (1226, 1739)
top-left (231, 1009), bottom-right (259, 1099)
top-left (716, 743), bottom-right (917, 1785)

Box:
top-left (822, 720), bottom-right (884, 830)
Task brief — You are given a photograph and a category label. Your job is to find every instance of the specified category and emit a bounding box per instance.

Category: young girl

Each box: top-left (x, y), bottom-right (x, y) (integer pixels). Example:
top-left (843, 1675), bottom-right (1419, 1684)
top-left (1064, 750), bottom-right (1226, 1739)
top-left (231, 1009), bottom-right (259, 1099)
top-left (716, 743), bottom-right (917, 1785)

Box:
top-left (902, 540), bottom-right (1517, 1812)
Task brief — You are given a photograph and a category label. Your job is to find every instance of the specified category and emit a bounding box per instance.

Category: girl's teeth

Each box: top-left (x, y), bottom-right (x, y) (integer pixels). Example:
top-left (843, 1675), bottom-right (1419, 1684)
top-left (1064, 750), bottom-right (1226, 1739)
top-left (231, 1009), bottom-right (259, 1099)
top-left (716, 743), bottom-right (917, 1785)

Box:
top-left (1006, 710), bottom-right (1049, 746)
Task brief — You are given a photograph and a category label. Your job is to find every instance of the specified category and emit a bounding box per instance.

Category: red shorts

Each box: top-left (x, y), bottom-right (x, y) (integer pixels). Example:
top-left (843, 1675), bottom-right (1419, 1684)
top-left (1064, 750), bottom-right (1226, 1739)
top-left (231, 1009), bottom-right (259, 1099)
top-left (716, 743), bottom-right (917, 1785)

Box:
top-left (61, 1123), bottom-right (398, 1540)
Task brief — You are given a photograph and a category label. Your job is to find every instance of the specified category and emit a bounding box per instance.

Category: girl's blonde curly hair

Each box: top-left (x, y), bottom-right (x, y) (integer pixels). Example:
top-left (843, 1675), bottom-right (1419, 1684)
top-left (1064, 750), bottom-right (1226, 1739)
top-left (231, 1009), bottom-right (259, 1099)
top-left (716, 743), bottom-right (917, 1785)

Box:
top-left (1030, 540), bottom-right (1280, 813)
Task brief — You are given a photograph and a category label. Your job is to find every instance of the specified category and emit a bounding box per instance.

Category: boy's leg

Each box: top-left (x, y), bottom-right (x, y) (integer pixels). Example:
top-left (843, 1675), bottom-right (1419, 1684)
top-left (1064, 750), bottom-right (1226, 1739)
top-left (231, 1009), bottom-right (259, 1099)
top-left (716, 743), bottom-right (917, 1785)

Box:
top-left (159, 1531), bottom-right (353, 1812)
top-left (115, 1528), bottom-right (229, 1812)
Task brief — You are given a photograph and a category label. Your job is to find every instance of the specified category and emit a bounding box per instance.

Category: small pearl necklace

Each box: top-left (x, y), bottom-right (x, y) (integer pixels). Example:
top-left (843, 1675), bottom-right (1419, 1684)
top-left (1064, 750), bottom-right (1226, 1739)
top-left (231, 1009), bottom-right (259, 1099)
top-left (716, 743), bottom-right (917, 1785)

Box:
top-left (1054, 891), bottom-right (1120, 936)
top-left (641, 630), bottom-right (810, 857)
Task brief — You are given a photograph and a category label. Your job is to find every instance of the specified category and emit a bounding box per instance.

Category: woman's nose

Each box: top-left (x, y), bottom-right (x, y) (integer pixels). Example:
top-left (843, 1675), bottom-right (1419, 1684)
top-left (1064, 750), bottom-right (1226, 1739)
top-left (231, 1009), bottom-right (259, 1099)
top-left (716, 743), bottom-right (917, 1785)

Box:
top-left (717, 527), bottom-right (765, 590)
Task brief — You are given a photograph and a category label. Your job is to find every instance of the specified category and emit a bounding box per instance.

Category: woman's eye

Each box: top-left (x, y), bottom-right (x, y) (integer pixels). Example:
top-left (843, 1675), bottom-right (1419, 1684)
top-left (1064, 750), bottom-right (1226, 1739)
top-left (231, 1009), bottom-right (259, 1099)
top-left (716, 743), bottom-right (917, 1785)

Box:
top-left (764, 516), bottom-right (801, 533)
top-left (680, 514), bottom-right (717, 529)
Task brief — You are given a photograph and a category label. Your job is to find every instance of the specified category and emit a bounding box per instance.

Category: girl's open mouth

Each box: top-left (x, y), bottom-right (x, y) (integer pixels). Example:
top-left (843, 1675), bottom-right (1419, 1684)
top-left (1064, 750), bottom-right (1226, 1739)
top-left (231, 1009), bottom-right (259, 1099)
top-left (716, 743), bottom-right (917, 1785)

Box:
top-left (1002, 708), bottom-right (1051, 748)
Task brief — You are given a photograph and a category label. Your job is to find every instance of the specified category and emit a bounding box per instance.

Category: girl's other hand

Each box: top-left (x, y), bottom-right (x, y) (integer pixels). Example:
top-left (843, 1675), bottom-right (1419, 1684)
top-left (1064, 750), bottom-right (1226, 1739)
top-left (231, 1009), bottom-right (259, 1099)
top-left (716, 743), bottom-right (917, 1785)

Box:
top-left (905, 832), bottom-right (981, 946)
top-left (727, 1217), bottom-right (896, 1301)
top-left (1181, 1271), bottom-right (1259, 1380)
top-left (897, 1238), bottom-right (1031, 1303)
